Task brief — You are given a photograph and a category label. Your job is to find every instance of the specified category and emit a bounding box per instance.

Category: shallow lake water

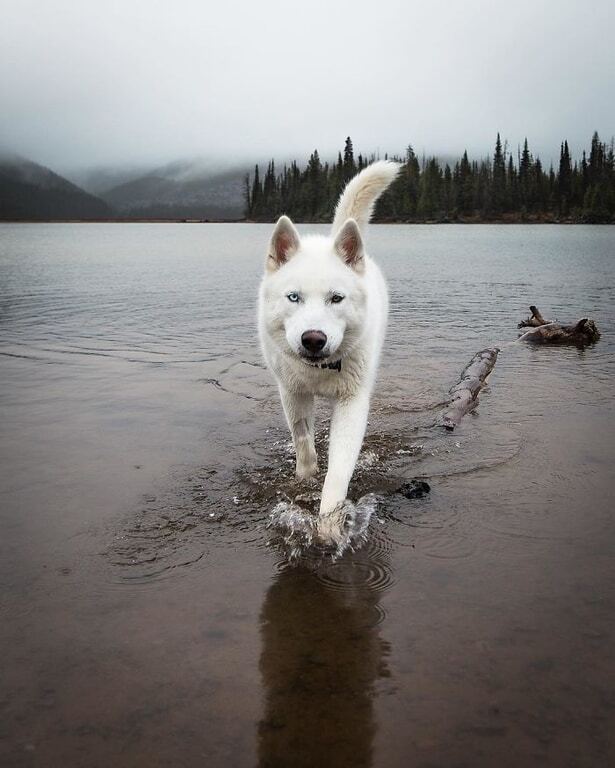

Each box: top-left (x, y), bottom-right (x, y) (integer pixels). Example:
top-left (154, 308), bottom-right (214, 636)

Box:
top-left (1, 223), bottom-right (614, 767)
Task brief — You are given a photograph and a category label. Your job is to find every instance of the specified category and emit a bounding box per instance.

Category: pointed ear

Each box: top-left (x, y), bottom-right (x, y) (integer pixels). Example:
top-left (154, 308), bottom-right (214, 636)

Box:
top-left (267, 215), bottom-right (300, 272)
top-left (333, 219), bottom-right (364, 272)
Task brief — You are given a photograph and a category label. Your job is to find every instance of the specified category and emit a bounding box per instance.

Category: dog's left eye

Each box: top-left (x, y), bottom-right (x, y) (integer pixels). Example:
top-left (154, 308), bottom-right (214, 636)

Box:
top-left (331, 294), bottom-right (344, 304)
top-left (287, 292), bottom-right (300, 303)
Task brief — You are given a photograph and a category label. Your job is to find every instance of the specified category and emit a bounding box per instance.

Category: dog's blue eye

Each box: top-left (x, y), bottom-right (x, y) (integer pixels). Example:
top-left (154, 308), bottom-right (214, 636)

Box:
top-left (331, 294), bottom-right (344, 304)
top-left (287, 292), bottom-right (300, 303)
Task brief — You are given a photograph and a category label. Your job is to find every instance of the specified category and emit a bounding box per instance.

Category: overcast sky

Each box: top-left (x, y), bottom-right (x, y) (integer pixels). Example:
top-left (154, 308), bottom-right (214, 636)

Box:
top-left (1, 0), bottom-right (613, 173)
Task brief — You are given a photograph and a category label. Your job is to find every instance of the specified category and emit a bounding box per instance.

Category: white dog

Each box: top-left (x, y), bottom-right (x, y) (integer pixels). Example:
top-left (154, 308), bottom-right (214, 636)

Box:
top-left (258, 161), bottom-right (400, 538)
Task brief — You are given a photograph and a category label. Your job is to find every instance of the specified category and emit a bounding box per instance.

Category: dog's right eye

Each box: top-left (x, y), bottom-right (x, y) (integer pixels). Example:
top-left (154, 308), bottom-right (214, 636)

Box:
top-left (287, 292), bottom-right (300, 303)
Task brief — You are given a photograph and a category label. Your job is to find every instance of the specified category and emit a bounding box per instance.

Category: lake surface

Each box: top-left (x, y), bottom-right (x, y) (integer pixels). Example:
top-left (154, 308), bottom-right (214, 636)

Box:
top-left (1, 223), bottom-right (614, 767)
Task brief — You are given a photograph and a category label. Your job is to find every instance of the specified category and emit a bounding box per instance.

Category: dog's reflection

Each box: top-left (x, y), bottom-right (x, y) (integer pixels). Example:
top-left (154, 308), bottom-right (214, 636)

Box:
top-left (257, 555), bottom-right (391, 768)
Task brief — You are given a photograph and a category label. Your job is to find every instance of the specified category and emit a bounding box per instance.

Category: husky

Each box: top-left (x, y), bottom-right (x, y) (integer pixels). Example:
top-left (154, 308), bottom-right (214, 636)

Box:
top-left (258, 161), bottom-right (400, 540)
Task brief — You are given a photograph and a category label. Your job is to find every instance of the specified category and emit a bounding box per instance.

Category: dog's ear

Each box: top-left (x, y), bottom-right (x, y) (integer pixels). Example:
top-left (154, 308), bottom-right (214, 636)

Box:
top-left (333, 219), bottom-right (364, 272)
top-left (267, 216), bottom-right (300, 272)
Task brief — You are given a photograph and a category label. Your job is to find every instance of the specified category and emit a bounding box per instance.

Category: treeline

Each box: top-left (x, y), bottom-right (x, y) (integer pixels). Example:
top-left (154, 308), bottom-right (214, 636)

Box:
top-left (245, 133), bottom-right (615, 223)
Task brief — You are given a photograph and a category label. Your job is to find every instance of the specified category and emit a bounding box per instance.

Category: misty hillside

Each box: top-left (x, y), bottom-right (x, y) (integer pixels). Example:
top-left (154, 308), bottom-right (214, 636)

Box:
top-left (100, 160), bottom-right (245, 219)
top-left (0, 155), bottom-right (112, 220)
top-left (68, 165), bottom-right (151, 196)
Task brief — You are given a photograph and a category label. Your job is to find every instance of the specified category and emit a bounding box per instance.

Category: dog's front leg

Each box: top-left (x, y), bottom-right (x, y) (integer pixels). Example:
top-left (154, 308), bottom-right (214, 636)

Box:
top-left (319, 392), bottom-right (370, 517)
top-left (279, 388), bottom-right (318, 480)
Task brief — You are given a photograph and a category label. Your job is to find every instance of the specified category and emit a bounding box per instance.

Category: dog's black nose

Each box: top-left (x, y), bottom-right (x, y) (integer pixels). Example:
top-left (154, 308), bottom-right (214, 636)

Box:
top-left (301, 330), bottom-right (327, 354)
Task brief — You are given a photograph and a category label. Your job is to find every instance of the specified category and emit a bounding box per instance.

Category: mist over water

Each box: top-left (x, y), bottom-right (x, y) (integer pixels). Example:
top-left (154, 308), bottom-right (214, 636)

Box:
top-left (1, 223), bottom-right (615, 766)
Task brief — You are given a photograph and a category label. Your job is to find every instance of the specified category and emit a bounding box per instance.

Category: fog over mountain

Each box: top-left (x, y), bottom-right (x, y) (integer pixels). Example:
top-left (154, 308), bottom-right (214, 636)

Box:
top-left (0, 153), bottom-right (248, 220)
top-left (0, 154), bottom-right (111, 220)
top-left (98, 160), bottom-right (246, 219)
top-left (1, 0), bottom-right (613, 176)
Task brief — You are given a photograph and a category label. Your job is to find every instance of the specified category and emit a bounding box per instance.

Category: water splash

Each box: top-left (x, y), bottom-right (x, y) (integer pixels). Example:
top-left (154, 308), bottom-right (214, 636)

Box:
top-left (267, 493), bottom-right (380, 562)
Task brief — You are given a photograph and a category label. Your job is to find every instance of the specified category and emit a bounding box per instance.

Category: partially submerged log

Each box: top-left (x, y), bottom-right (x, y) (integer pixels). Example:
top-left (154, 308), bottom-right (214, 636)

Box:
top-left (517, 306), bottom-right (600, 344)
top-left (518, 305), bottom-right (552, 328)
top-left (518, 318), bottom-right (601, 345)
top-left (436, 347), bottom-right (499, 431)
top-left (437, 305), bottom-right (600, 431)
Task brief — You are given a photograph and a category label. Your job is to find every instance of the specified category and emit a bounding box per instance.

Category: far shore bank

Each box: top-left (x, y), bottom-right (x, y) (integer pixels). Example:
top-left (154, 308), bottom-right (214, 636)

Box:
top-left (1, 217), bottom-right (613, 225)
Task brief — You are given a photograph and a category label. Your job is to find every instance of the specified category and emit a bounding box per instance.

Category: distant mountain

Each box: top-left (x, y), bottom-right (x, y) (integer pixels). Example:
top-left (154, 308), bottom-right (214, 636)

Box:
top-left (67, 165), bottom-right (152, 196)
top-left (100, 159), bottom-right (246, 219)
top-left (0, 154), bottom-right (112, 220)
top-left (0, 154), bottom-right (247, 221)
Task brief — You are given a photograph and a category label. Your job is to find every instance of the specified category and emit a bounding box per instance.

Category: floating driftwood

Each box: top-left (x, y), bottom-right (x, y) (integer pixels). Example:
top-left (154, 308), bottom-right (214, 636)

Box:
top-left (437, 347), bottom-right (500, 431)
top-left (518, 318), bottom-right (601, 344)
top-left (518, 305), bottom-right (552, 328)
top-left (437, 305), bottom-right (600, 431)
top-left (517, 305), bottom-right (600, 344)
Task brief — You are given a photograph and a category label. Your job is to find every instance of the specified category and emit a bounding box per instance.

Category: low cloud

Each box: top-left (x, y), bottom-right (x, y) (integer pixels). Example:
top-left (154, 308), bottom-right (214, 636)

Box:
top-left (1, 0), bottom-right (613, 172)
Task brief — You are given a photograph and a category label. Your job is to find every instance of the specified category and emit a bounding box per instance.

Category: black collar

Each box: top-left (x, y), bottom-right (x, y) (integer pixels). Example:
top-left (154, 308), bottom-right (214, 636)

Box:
top-left (309, 358), bottom-right (342, 372)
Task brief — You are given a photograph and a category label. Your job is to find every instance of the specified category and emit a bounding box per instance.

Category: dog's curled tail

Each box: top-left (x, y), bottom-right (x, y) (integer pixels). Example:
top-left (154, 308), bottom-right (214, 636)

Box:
top-left (331, 160), bottom-right (402, 235)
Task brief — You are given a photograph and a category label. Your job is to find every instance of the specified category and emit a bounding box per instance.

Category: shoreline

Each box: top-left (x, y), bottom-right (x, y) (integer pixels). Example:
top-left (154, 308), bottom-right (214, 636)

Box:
top-left (1, 217), bottom-right (613, 225)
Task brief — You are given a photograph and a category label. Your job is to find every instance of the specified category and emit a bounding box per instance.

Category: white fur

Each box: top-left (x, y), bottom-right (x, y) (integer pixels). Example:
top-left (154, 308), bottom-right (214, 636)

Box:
top-left (331, 160), bottom-right (401, 234)
top-left (258, 161), bottom-right (400, 540)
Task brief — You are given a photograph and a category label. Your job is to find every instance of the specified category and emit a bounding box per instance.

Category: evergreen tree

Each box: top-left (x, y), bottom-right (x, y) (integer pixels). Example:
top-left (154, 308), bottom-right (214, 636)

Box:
top-left (418, 158), bottom-right (442, 219)
top-left (403, 145), bottom-right (421, 217)
top-left (492, 133), bottom-right (506, 213)
top-left (519, 138), bottom-right (533, 213)
top-left (558, 141), bottom-right (572, 215)
top-left (456, 151), bottom-right (473, 215)
top-left (343, 137), bottom-right (355, 182)
top-left (250, 164), bottom-right (261, 217)
top-left (243, 133), bottom-right (614, 223)
top-left (507, 155), bottom-right (519, 211)
top-left (442, 164), bottom-right (453, 218)
top-left (534, 157), bottom-right (547, 212)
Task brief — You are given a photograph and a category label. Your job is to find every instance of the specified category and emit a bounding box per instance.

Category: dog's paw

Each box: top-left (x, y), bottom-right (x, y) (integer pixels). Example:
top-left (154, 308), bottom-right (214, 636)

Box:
top-left (315, 495), bottom-right (378, 550)
top-left (315, 503), bottom-right (349, 546)
top-left (295, 460), bottom-right (318, 481)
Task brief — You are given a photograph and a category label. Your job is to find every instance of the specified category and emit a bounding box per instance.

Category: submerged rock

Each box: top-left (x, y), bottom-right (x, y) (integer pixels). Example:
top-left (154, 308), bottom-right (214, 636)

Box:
top-left (396, 480), bottom-right (431, 499)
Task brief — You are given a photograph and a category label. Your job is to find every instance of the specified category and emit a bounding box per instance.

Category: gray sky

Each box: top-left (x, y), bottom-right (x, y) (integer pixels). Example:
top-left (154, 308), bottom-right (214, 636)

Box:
top-left (1, 0), bottom-right (613, 172)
